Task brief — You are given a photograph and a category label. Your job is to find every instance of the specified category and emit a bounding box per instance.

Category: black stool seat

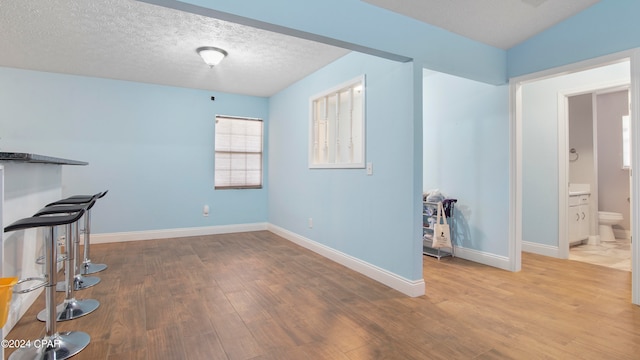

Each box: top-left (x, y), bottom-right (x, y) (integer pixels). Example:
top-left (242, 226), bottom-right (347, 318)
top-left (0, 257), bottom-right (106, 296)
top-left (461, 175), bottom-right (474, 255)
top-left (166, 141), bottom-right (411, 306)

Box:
top-left (48, 190), bottom-right (107, 206)
top-left (47, 196), bottom-right (97, 207)
top-left (5, 211), bottom-right (85, 233)
top-left (66, 190), bottom-right (108, 201)
top-left (35, 201), bottom-right (96, 217)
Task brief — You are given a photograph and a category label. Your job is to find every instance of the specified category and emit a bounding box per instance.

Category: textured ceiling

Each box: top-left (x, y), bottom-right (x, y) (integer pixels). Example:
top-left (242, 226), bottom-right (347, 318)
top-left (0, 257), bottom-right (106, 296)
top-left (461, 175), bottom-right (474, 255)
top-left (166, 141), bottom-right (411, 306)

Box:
top-left (363, 0), bottom-right (600, 49)
top-left (0, 0), bottom-right (601, 97)
top-left (0, 0), bottom-right (350, 97)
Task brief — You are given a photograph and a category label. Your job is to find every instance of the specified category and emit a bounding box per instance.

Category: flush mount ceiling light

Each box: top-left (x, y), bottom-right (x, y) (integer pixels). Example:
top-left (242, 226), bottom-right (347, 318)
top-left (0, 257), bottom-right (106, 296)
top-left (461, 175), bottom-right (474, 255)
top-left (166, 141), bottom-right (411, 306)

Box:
top-left (196, 46), bottom-right (228, 68)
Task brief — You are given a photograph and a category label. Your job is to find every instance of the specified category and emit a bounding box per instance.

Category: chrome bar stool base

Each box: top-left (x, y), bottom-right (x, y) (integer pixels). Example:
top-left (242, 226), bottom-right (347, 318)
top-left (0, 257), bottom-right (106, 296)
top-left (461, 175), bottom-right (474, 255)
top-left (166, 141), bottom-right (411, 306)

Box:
top-left (37, 298), bottom-right (99, 322)
top-left (8, 331), bottom-right (90, 360)
top-left (81, 261), bottom-right (107, 275)
top-left (55, 276), bottom-right (101, 291)
top-left (74, 275), bottom-right (100, 290)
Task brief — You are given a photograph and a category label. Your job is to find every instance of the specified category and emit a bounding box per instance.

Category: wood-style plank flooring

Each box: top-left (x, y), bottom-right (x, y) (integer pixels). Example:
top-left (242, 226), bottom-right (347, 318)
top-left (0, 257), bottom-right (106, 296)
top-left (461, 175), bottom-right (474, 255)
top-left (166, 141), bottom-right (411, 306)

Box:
top-left (5, 231), bottom-right (640, 359)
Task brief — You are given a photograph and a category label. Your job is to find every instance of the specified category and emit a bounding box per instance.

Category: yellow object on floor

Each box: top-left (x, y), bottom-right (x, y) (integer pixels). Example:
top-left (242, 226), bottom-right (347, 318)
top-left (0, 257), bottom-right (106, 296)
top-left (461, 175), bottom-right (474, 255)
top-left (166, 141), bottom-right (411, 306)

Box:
top-left (0, 277), bottom-right (18, 327)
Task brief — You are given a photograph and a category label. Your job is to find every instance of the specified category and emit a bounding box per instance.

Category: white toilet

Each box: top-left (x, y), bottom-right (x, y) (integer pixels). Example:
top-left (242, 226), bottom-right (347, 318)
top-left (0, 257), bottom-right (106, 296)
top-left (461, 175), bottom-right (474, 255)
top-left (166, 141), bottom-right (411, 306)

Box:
top-left (598, 211), bottom-right (624, 242)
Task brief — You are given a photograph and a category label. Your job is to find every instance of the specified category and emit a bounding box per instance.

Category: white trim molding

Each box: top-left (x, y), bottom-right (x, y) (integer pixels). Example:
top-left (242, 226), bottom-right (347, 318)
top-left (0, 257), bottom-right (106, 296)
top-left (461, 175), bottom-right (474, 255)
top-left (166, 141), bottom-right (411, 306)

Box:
top-left (90, 223), bottom-right (268, 244)
top-left (521, 241), bottom-right (560, 258)
top-left (267, 224), bottom-right (426, 297)
top-left (453, 246), bottom-right (511, 271)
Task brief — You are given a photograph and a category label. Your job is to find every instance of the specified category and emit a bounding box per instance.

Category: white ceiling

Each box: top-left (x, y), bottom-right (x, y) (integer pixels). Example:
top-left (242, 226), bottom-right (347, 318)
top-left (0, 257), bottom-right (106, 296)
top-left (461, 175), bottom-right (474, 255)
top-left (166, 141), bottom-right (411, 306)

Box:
top-left (0, 0), bottom-right (599, 97)
top-left (363, 0), bottom-right (600, 49)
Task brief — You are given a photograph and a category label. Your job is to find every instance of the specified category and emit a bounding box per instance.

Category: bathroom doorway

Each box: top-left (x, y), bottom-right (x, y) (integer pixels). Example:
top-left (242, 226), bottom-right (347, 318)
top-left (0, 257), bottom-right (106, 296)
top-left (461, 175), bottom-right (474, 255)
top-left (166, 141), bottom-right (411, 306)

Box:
top-left (565, 86), bottom-right (632, 271)
top-left (512, 51), bottom-right (640, 305)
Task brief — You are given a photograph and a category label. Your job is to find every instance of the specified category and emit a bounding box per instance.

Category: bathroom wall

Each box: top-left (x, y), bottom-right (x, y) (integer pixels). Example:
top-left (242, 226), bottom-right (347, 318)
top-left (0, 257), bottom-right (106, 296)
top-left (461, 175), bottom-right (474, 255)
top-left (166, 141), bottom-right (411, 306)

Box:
top-left (568, 93), bottom-right (595, 188)
top-left (597, 90), bottom-right (631, 232)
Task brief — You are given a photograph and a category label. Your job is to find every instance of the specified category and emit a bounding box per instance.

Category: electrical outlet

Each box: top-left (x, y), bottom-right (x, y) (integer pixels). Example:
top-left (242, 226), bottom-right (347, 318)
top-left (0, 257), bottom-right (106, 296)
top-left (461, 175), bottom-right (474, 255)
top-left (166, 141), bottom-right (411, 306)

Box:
top-left (366, 162), bottom-right (373, 175)
top-left (203, 205), bottom-right (210, 217)
top-left (308, 218), bottom-right (313, 229)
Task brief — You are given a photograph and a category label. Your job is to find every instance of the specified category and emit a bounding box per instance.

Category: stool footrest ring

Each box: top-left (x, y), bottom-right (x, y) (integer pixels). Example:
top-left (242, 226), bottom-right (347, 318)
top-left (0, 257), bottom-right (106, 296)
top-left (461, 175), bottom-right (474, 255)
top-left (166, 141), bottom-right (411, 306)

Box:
top-left (12, 277), bottom-right (47, 294)
top-left (36, 254), bottom-right (67, 265)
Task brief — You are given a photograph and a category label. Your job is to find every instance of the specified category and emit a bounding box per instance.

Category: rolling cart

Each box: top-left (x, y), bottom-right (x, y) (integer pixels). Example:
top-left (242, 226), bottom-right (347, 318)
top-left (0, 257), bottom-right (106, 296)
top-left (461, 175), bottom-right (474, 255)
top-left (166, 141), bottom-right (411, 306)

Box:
top-left (422, 199), bottom-right (456, 259)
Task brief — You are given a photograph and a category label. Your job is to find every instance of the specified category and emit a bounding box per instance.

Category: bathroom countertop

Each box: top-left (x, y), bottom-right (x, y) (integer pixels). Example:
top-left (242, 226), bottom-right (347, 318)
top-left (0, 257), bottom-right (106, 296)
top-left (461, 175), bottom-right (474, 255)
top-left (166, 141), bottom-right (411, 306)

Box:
top-left (569, 190), bottom-right (590, 196)
top-left (0, 152), bottom-right (88, 165)
top-left (569, 183), bottom-right (590, 196)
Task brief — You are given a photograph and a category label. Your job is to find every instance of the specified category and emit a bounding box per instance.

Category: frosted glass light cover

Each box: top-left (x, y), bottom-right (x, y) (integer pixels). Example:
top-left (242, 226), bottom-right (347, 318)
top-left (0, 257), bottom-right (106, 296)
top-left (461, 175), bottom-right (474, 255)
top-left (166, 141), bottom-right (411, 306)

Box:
top-left (197, 47), bottom-right (228, 67)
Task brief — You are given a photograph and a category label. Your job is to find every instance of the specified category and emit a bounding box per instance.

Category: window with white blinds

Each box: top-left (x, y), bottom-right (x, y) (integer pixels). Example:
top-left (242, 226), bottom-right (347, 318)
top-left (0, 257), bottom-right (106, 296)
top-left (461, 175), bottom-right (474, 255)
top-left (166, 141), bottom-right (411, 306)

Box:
top-left (214, 116), bottom-right (263, 189)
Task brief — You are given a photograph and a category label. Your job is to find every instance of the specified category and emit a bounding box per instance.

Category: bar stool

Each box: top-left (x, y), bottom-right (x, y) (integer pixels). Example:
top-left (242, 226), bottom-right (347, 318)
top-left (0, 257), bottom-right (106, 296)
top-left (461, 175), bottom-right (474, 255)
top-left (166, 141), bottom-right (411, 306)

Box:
top-left (48, 191), bottom-right (108, 275)
top-left (33, 202), bottom-right (100, 322)
top-left (4, 210), bottom-right (90, 360)
top-left (42, 198), bottom-right (102, 292)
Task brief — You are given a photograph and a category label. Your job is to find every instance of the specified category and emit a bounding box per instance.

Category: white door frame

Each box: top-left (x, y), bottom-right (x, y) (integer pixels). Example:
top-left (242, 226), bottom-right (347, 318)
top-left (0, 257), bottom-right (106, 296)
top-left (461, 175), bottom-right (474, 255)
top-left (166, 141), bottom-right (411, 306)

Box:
top-left (510, 49), bottom-right (640, 305)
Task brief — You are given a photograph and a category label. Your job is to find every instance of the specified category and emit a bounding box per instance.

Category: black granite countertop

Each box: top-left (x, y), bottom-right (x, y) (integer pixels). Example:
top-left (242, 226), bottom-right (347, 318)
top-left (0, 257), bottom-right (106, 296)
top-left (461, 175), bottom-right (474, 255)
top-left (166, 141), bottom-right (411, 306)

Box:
top-left (0, 152), bottom-right (88, 165)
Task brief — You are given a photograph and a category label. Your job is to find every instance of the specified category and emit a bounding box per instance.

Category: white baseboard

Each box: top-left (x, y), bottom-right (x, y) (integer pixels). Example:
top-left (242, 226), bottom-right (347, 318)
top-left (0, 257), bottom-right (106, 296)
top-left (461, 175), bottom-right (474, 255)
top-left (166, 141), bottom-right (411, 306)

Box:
top-left (90, 223), bottom-right (268, 244)
top-left (522, 241), bottom-right (560, 258)
top-left (453, 246), bottom-right (512, 271)
top-left (267, 224), bottom-right (425, 297)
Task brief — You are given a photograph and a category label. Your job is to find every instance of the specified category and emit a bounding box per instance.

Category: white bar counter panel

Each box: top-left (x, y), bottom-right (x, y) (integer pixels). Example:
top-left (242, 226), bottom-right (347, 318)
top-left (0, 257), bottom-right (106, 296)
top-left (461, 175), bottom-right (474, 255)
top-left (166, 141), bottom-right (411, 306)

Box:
top-left (0, 153), bottom-right (88, 339)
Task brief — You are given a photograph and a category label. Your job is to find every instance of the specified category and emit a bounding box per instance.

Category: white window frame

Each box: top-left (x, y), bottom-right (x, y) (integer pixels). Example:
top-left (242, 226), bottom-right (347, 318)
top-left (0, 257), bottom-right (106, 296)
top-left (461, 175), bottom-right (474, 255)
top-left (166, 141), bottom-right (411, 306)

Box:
top-left (214, 115), bottom-right (263, 190)
top-left (309, 75), bottom-right (366, 168)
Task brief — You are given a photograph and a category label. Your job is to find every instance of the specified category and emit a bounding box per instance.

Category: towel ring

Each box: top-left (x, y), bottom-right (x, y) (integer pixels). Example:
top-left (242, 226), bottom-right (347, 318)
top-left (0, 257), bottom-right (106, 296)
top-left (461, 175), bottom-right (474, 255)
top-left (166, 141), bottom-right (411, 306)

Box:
top-left (569, 148), bottom-right (579, 162)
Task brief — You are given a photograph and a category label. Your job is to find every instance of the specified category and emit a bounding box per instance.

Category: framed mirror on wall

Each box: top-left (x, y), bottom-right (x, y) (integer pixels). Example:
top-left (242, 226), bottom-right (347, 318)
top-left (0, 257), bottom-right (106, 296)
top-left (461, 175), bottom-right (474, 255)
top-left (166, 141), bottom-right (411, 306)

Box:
top-left (309, 75), bottom-right (365, 168)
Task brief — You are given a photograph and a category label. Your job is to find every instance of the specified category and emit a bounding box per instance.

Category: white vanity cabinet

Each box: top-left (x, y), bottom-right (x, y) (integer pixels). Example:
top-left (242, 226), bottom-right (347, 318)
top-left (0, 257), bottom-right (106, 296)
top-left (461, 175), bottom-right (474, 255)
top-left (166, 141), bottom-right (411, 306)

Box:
top-left (569, 194), bottom-right (590, 244)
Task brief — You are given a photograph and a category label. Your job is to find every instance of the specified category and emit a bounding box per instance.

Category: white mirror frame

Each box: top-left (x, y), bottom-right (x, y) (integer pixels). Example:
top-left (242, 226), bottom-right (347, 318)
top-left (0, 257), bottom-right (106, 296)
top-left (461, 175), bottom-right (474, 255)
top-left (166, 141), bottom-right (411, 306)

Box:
top-left (309, 75), bottom-right (366, 169)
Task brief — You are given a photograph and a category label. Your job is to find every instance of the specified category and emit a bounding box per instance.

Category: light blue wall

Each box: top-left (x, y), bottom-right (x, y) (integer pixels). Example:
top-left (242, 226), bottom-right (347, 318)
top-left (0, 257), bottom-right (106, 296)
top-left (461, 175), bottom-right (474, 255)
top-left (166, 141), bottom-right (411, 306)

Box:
top-left (423, 71), bottom-right (510, 256)
top-left (521, 62), bottom-right (629, 247)
top-left (508, 0), bottom-right (640, 77)
top-left (269, 52), bottom-right (423, 280)
top-left (173, 0), bottom-right (507, 85)
top-left (0, 67), bottom-right (269, 234)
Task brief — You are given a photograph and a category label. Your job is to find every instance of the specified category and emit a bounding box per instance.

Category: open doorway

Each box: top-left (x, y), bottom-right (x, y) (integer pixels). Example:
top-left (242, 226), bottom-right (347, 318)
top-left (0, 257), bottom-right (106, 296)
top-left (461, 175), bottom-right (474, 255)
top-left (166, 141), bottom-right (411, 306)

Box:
top-left (511, 52), bottom-right (640, 305)
top-left (566, 86), bottom-right (632, 271)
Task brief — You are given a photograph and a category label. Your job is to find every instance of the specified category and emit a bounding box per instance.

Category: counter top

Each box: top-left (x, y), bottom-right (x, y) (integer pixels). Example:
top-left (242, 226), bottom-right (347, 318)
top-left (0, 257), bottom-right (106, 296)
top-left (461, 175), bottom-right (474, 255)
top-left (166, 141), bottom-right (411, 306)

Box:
top-left (569, 190), bottom-right (590, 196)
top-left (0, 152), bottom-right (88, 166)
top-left (568, 183), bottom-right (590, 196)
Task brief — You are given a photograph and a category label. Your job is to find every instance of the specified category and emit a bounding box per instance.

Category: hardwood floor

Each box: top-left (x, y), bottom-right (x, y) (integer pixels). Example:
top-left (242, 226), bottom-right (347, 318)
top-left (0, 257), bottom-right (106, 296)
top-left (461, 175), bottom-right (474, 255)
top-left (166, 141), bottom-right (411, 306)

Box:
top-left (5, 231), bottom-right (640, 359)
